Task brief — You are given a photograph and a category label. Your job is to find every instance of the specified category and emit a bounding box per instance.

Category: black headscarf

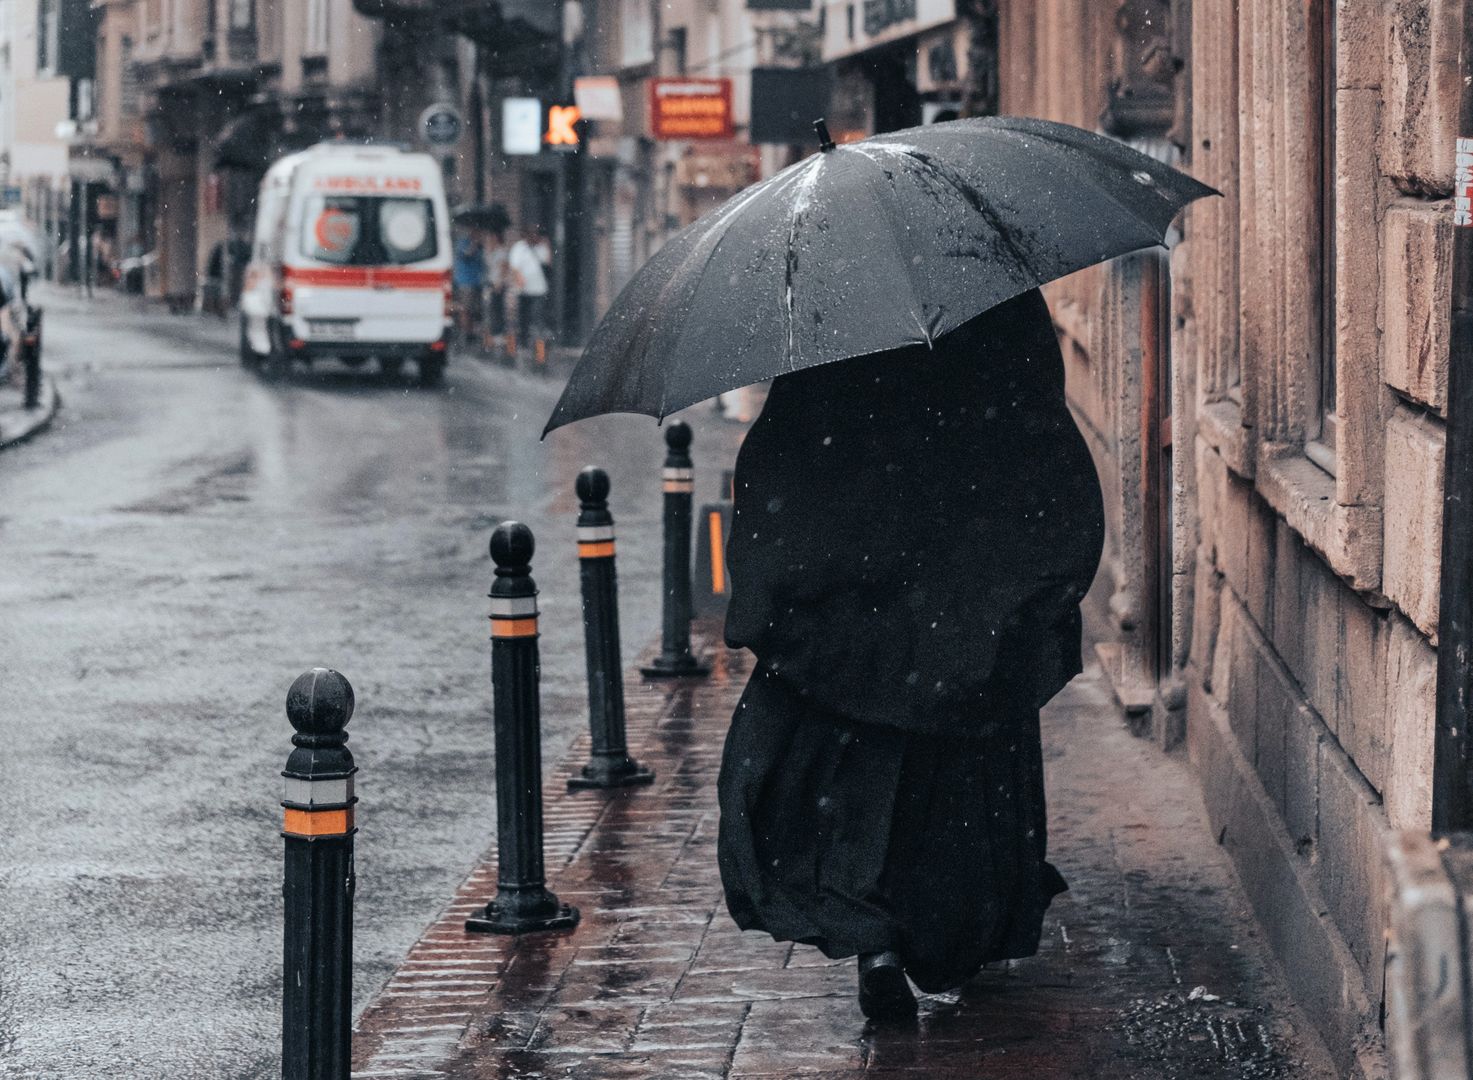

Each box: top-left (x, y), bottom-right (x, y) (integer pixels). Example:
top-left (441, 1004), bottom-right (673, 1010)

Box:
top-left (723, 289), bottom-right (1105, 737)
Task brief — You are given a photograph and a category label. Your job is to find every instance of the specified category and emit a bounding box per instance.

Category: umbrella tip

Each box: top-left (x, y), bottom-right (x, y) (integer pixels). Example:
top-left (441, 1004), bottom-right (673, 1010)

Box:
top-left (813, 118), bottom-right (836, 153)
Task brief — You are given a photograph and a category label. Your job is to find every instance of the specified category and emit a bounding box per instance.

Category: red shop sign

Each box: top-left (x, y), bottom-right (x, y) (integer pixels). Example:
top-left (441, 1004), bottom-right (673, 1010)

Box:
top-left (649, 78), bottom-right (734, 141)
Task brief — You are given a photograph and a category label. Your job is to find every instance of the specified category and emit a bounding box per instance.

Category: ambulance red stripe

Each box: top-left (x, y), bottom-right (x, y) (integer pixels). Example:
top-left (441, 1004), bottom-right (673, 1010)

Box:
top-left (282, 266), bottom-right (448, 289)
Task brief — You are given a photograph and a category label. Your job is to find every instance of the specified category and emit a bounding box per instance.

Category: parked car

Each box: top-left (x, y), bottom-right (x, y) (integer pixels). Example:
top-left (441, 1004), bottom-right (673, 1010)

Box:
top-left (239, 142), bottom-right (453, 384)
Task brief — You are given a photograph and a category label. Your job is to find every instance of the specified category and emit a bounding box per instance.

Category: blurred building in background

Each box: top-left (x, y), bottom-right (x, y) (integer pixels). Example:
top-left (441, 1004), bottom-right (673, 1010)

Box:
top-left (0, 0), bottom-right (982, 338)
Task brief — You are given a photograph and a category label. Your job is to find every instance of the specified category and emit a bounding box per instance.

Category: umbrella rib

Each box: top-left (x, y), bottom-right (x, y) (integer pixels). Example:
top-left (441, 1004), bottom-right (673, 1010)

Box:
top-left (849, 149), bottom-right (937, 347)
top-left (891, 148), bottom-right (1045, 287)
top-left (991, 122), bottom-right (1203, 230)
top-left (780, 156), bottom-right (825, 374)
top-left (645, 174), bottom-right (793, 418)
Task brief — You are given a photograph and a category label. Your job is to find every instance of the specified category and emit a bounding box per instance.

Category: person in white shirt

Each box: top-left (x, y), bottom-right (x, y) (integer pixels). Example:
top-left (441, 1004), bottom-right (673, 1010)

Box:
top-left (507, 225), bottom-right (550, 364)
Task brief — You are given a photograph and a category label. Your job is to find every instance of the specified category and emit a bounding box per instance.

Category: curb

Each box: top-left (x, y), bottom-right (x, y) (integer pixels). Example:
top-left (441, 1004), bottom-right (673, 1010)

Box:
top-left (0, 377), bottom-right (60, 452)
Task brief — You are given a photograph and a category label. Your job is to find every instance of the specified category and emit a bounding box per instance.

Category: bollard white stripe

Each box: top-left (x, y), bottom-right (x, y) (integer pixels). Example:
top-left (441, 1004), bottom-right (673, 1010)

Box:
top-left (488, 595), bottom-right (538, 617)
top-left (576, 525), bottom-right (615, 542)
top-left (662, 467), bottom-right (694, 481)
top-left (283, 775), bottom-right (353, 806)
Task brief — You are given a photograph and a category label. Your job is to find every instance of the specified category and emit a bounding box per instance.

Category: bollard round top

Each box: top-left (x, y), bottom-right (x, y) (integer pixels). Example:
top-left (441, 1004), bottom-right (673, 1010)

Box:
top-left (576, 466), bottom-right (610, 505)
top-left (286, 668), bottom-right (355, 736)
top-left (491, 520), bottom-right (535, 569)
top-left (664, 420), bottom-right (692, 451)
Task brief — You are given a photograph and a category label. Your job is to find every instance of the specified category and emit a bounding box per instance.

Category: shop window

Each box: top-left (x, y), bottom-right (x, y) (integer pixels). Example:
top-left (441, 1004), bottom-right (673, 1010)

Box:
top-left (620, 0), bottom-right (654, 67)
top-left (230, 0), bottom-right (254, 31)
top-left (37, 0), bottom-right (57, 71)
top-left (305, 0), bottom-right (329, 59)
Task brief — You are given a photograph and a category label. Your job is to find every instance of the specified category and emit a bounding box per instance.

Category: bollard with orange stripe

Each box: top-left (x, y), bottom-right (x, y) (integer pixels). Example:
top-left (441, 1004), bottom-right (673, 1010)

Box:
top-left (569, 468), bottom-right (654, 790)
top-left (642, 422), bottom-right (711, 678)
top-left (281, 667), bottom-right (357, 1080)
top-left (467, 522), bottom-right (579, 935)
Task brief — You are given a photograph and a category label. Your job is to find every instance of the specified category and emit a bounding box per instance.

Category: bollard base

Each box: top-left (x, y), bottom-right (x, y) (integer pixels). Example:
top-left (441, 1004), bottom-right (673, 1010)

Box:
top-left (466, 886), bottom-right (580, 935)
top-left (568, 756), bottom-right (656, 791)
top-left (640, 653), bottom-right (711, 678)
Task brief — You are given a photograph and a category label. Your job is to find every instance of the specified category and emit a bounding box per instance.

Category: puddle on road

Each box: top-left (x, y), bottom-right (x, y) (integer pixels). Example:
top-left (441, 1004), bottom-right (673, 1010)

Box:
top-left (1118, 987), bottom-right (1300, 1078)
top-left (116, 451), bottom-right (255, 515)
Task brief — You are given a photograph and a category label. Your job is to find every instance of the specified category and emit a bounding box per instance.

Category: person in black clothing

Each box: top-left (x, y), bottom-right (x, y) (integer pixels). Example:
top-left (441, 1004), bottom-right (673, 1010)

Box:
top-left (717, 288), bottom-right (1105, 1021)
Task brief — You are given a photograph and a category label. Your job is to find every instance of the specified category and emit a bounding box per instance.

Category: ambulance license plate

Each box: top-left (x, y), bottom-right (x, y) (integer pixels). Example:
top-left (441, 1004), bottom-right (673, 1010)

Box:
top-left (307, 319), bottom-right (357, 341)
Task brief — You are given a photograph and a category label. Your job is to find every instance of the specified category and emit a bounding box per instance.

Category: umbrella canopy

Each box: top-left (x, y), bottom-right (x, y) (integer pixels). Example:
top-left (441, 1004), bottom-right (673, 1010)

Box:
top-left (545, 115), bottom-right (1216, 435)
top-left (453, 203), bottom-right (511, 234)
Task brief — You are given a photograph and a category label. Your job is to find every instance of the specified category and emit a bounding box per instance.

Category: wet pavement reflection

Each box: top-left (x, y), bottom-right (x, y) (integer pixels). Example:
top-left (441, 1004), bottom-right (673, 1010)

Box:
top-left (352, 625), bottom-right (1339, 1080)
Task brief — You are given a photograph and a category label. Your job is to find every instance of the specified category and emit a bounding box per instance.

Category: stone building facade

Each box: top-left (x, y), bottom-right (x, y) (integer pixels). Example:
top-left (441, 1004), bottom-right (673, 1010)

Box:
top-left (997, 3), bottom-right (1457, 1074)
top-left (85, 0), bottom-right (461, 303)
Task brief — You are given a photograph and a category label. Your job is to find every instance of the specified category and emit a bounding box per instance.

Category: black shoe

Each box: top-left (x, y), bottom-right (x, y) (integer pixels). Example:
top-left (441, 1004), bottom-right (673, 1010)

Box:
top-left (857, 951), bottom-right (917, 1022)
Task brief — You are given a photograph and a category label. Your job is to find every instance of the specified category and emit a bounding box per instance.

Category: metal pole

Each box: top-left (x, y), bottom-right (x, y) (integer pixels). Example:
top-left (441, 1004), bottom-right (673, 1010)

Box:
top-left (1432, 4), bottom-right (1473, 832)
top-left (569, 467), bottom-right (654, 789)
top-left (466, 522), bottom-right (580, 934)
top-left (281, 667), bottom-right (357, 1080)
top-left (642, 421), bottom-right (710, 678)
top-left (22, 307), bottom-right (41, 411)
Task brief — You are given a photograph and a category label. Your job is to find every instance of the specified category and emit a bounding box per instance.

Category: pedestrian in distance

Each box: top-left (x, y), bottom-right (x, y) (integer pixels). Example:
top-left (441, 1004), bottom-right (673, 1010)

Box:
top-left (507, 224), bottom-right (550, 369)
top-left (716, 289), bottom-right (1106, 1022)
top-left (481, 229), bottom-right (509, 357)
top-left (452, 225), bottom-right (485, 344)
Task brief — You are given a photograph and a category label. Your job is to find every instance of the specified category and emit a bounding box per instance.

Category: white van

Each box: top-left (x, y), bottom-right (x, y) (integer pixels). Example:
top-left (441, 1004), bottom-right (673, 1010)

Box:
top-left (239, 142), bottom-right (452, 384)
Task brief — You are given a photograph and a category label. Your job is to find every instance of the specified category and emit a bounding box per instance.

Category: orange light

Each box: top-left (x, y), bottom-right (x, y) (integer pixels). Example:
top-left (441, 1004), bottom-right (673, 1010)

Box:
top-left (709, 510), bottom-right (726, 594)
top-left (429, 339), bottom-right (447, 352)
top-left (545, 105), bottom-right (581, 147)
top-left (289, 338), bottom-right (306, 349)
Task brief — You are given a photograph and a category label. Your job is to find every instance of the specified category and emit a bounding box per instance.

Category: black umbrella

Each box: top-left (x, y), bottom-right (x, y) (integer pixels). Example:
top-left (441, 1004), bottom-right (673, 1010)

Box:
top-left (545, 116), bottom-right (1216, 435)
top-left (453, 203), bottom-right (511, 233)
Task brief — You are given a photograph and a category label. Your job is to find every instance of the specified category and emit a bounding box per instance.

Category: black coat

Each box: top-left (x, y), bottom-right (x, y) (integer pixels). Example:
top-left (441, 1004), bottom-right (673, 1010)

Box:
top-left (722, 289), bottom-right (1104, 736)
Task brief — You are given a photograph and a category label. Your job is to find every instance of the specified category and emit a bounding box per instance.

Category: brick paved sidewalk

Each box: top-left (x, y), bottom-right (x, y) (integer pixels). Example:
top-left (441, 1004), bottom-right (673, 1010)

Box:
top-left (351, 627), bottom-right (1339, 1079)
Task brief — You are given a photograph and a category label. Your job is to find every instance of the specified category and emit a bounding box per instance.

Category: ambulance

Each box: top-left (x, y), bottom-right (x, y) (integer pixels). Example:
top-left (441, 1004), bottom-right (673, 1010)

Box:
top-left (239, 143), bottom-right (453, 384)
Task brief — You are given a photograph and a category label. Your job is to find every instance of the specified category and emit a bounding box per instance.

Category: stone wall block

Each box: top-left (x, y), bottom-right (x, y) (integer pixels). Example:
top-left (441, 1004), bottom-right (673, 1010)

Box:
top-left (1382, 199), bottom-right (1452, 416)
top-left (1269, 518), bottom-right (1306, 689)
top-left (1196, 437), bottom-right (1227, 563)
top-left (1317, 737), bottom-right (1391, 991)
top-left (1244, 487), bottom-right (1276, 632)
top-left (1332, 86), bottom-right (1385, 510)
top-left (1193, 551), bottom-right (1223, 689)
top-left (1284, 703), bottom-right (1323, 858)
top-left (1254, 629), bottom-right (1298, 817)
top-left (1218, 460), bottom-right (1254, 605)
top-left (1382, 406), bottom-right (1445, 638)
top-left (1385, 613), bottom-right (1436, 830)
top-left (1383, 0), bottom-right (1461, 195)
top-left (1336, 601), bottom-right (1390, 794)
top-left (1227, 602), bottom-right (1261, 761)
top-left (1294, 545), bottom-right (1345, 740)
top-left (1335, 0), bottom-right (1383, 90)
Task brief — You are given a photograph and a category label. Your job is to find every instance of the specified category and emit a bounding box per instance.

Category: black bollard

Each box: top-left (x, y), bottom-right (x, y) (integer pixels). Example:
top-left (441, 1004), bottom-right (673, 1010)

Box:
top-left (466, 522), bottom-right (579, 935)
top-left (21, 307), bottom-right (41, 411)
top-left (569, 467), bottom-right (655, 790)
top-left (281, 667), bottom-right (357, 1080)
top-left (641, 422), bottom-right (711, 678)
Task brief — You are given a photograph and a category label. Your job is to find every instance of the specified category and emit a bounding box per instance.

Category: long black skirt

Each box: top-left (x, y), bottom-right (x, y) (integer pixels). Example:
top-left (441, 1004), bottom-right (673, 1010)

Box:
top-left (717, 664), bottom-right (1067, 993)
